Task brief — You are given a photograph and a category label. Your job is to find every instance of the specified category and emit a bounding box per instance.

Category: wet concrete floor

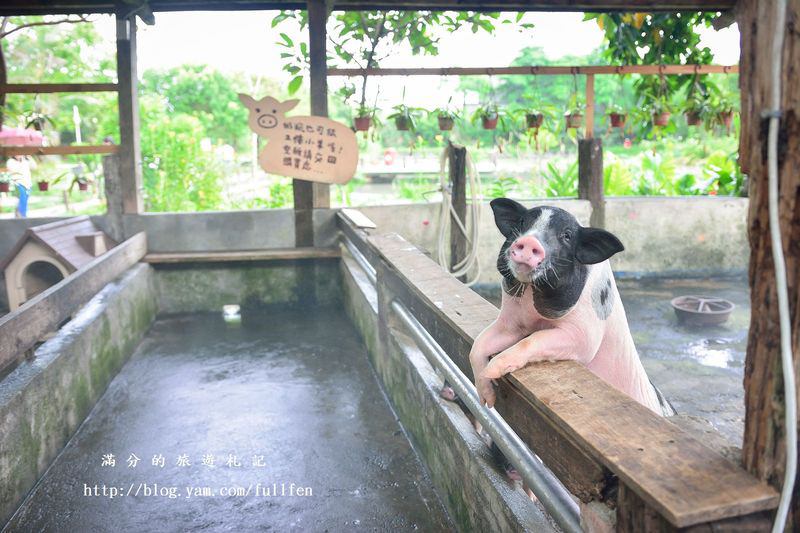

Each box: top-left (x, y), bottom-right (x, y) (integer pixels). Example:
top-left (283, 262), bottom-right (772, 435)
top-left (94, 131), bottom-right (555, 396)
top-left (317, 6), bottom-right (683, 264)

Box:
top-left (479, 277), bottom-right (749, 447)
top-left (6, 307), bottom-right (452, 532)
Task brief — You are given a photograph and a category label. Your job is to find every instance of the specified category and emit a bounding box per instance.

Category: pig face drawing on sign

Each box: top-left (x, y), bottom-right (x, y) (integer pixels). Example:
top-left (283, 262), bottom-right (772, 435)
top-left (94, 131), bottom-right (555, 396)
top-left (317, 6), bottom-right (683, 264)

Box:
top-left (238, 94), bottom-right (300, 135)
top-left (238, 93), bottom-right (358, 184)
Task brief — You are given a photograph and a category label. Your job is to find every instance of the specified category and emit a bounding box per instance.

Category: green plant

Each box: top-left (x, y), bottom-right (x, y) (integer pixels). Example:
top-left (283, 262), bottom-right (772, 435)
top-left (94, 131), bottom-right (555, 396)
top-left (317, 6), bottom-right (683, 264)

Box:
top-left (486, 175), bottom-right (520, 198)
top-left (393, 176), bottom-right (437, 202)
top-left (675, 173), bottom-right (702, 196)
top-left (542, 161), bottom-right (578, 197)
top-left (634, 153), bottom-right (676, 195)
top-left (387, 103), bottom-right (424, 131)
top-left (471, 102), bottom-right (507, 129)
top-left (703, 151), bottom-right (745, 196)
top-left (603, 158), bottom-right (634, 196)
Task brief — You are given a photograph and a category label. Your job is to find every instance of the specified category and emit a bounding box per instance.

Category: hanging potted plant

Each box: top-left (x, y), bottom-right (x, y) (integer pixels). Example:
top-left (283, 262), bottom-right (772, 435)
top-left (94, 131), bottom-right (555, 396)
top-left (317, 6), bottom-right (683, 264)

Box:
top-left (472, 103), bottom-right (504, 130)
top-left (711, 95), bottom-right (736, 132)
top-left (431, 97), bottom-right (460, 131)
top-left (387, 104), bottom-right (423, 132)
top-left (0, 172), bottom-right (12, 193)
top-left (684, 78), bottom-right (710, 127)
top-left (37, 170), bottom-right (68, 192)
top-left (434, 108), bottom-right (459, 131)
top-left (353, 103), bottom-right (376, 132)
top-left (606, 103), bottom-right (627, 128)
top-left (525, 111), bottom-right (545, 129)
top-left (649, 94), bottom-right (671, 127)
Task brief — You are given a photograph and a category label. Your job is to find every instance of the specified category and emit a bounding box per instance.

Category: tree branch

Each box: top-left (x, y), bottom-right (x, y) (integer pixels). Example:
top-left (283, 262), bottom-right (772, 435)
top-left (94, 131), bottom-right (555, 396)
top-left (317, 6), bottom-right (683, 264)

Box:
top-left (0, 15), bottom-right (90, 40)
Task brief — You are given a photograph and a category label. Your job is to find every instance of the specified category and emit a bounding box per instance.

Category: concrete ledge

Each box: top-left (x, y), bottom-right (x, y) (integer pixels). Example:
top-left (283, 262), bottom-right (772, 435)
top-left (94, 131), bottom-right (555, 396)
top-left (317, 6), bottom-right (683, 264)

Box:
top-left (153, 260), bottom-right (342, 314)
top-left (340, 256), bottom-right (555, 532)
top-left (0, 263), bottom-right (157, 525)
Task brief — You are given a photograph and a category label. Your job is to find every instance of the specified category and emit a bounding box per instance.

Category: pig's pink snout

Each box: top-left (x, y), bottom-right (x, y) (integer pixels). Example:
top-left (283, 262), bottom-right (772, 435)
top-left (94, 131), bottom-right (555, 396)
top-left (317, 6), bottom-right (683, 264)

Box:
top-left (509, 236), bottom-right (545, 268)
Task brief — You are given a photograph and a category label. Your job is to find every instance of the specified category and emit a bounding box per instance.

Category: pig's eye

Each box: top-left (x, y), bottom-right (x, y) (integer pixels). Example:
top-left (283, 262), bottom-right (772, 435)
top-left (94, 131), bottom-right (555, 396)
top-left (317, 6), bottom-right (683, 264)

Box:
top-left (255, 108), bottom-right (260, 113)
top-left (273, 109), bottom-right (277, 113)
top-left (561, 230), bottom-right (572, 242)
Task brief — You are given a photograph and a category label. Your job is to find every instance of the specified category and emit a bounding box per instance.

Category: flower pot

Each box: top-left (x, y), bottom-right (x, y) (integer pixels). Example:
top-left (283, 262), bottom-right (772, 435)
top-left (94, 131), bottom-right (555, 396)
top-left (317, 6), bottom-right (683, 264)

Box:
top-left (78, 181), bottom-right (89, 191)
top-left (653, 112), bottom-right (671, 126)
top-left (525, 113), bottom-right (544, 129)
top-left (481, 115), bottom-right (499, 130)
top-left (609, 112), bottom-right (627, 128)
top-left (37, 181), bottom-right (49, 192)
top-left (718, 111), bottom-right (734, 129)
top-left (566, 113), bottom-right (583, 129)
top-left (437, 116), bottom-right (454, 131)
top-left (394, 116), bottom-right (411, 131)
top-left (685, 111), bottom-right (703, 126)
top-left (353, 116), bottom-right (372, 132)
top-left (0, 182), bottom-right (9, 193)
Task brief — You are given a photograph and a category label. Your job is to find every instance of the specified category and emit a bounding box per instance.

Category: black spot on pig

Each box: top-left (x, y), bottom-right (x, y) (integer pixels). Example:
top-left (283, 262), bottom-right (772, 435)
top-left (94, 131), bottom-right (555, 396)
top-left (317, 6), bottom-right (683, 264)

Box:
top-left (592, 276), bottom-right (614, 320)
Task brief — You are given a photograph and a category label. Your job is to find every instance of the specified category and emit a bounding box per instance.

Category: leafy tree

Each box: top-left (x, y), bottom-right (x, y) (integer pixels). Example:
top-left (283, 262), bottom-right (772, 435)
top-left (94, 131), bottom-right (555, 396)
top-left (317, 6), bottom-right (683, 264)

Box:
top-left (141, 65), bottom-right (256, 149)
top-left (584, 12), bottom-right (719, 112)
top-left (272, 10), bottom-right (531, 112)
top-left (139, 94), bottom-right (225, 212)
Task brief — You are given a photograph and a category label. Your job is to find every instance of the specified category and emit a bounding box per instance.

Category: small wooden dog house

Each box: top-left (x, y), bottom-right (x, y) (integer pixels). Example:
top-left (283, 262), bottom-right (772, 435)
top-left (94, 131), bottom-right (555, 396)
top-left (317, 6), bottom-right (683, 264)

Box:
top-left (1, 216), bottom-right (116, 310)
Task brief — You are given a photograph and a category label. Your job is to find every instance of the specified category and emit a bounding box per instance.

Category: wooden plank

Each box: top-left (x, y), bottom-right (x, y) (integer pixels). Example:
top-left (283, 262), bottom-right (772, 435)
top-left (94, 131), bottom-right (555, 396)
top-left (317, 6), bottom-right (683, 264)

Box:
top-left (0, 145), bottom-right (118, 157)
top-left (0, 232), bottom-right (147, 373)
top-left (0, 2), bottom-right (738, 16)
top-left (328, 64), bottom-right (739, 77)
top-left (507, 364), bottom-right (778, 527)
top-left (143, 247), bottom-right (340, 264)
top-left (578, 138), bottom-right (605, 228)
top-left (448, 142), bottom-right (468, 283)
top-left (0, 83), bottom-right (118, 94)
top-left (584, 73), bottom-right (595, 139)
top-left (364, 231), bottom-right (779, 527)
top-left (308, 0), bottom-right (330, 210)
top-left (340, 208), bottom-right (376, 229)
top-left (116, 15), bottom-right (143, 214)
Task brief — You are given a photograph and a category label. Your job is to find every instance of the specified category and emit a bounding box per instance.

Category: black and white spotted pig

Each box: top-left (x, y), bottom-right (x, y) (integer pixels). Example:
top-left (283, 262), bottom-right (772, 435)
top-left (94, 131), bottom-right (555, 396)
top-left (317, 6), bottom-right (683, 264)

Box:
top-left (470, 199), bottom-right (673, 416)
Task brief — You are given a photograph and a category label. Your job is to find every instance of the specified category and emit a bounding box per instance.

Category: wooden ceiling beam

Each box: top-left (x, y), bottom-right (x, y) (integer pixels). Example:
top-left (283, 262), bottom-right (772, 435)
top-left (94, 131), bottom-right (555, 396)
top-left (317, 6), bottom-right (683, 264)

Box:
top-left (0, 0), bottom-right (735, 16)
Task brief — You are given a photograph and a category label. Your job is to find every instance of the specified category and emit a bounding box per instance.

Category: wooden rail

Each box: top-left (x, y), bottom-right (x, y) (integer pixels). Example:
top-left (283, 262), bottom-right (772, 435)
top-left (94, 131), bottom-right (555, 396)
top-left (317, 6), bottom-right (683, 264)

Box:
top-left (328, 64), bottom-right (739, 77)
top-left (0, 145), bottom-right (119, 157)
top-left (0, 83), bottom-right (118, 94)
top-left (337, 211), bottom-right (778, 530)
top-left (0, 232), bottom-right (147, 373)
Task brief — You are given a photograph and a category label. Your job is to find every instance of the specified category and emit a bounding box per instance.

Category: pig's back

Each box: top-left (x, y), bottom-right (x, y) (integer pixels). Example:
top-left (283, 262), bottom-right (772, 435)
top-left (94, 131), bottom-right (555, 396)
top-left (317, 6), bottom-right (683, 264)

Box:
top-left (580, 263), bottom-right (663, 415)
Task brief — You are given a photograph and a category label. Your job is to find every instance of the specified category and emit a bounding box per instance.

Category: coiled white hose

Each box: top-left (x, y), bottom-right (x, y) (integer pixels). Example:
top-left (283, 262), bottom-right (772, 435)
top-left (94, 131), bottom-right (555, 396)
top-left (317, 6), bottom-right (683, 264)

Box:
top-left (436, 145), bottom-right (482, 286)
top-left (767, 1), bottom-right (796, 532)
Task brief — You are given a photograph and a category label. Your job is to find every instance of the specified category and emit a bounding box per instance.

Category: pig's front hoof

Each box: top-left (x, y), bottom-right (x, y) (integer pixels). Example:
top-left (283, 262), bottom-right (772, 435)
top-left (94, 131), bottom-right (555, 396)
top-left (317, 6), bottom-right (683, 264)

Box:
top-left (439, 385), bottom-right (457, 402)
top-left (505, 466), bottom-right (522, 482)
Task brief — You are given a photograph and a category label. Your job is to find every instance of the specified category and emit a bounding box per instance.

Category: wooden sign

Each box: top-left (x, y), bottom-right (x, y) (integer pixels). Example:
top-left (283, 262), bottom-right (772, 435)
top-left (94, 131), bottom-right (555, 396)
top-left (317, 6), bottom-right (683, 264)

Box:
top-left (238, 94), bottom-right (358, 184)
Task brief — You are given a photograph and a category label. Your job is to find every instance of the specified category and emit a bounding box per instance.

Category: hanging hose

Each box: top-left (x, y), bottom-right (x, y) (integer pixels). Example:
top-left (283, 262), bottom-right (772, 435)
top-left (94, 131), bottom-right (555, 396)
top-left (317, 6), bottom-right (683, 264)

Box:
top-left (436, 145), bottom-right (482, 286)
top-left (766, 1), bottom-right (797, 532)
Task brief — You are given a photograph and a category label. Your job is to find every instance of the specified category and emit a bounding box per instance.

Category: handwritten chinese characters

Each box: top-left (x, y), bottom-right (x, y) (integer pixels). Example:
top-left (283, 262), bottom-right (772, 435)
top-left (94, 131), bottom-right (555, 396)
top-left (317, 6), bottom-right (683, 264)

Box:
top-left (239, 94), bottom-right (358, 184)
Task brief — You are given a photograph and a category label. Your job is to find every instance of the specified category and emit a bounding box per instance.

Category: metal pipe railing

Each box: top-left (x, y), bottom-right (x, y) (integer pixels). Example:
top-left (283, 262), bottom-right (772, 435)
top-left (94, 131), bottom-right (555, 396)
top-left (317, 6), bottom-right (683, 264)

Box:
top-left (391, 300), bottom-right (583, 533)
top-left (342, 237), bottom-right (377, 285)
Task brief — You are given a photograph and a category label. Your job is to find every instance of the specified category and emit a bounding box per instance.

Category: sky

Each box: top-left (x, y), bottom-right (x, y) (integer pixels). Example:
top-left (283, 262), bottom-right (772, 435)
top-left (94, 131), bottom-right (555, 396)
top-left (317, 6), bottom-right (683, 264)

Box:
top-left (91, 11), bottom-right (740, 109)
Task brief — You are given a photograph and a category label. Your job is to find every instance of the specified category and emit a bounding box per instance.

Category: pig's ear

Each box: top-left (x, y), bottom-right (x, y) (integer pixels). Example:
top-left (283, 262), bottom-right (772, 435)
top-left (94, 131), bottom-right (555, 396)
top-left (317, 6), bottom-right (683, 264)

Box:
top-left (575, 227), bottom-right (625, 264)
top-left (238, 93), bottom-right (256, 108)
top-left (490, 198), bottom-right (526, 239)
top-left (281, 99), bottom-right (300, 112)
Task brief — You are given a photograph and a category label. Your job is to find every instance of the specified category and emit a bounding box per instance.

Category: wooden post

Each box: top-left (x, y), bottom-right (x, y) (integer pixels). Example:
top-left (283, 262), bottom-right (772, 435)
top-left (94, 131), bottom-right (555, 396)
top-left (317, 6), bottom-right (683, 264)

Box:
top-left (578, 138), bottom-right (604, 228)
top-left (102, 154), bottom-right (125, 242)
top-left (294, 0), bottom-right (330, 247)
top-left (585, 73), bottom-right (595, 139)
top-left (115, 14), bottom-right (142, 214)
top-left (448, 142), bottom-right (467, 282)
top-left (738, 1), bottom-right (800, 529)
